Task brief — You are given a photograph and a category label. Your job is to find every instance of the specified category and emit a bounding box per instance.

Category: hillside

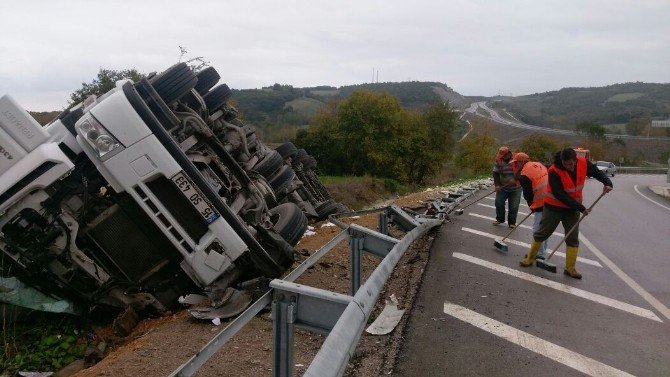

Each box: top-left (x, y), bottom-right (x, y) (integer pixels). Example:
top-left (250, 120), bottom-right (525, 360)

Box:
top-left (231, 81), bottom-right (466, 127)
top-left (489, 82), bottom-right (670, 130)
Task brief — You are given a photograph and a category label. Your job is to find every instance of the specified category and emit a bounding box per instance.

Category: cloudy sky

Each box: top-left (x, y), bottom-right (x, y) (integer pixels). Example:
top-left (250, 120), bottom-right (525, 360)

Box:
top-left (1, 0), bottom-right (668, 110)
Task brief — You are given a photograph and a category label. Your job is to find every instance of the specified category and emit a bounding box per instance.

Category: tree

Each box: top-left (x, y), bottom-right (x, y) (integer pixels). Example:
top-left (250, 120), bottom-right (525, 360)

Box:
top-left (519, 134), bottom-right (561, 165)
top-left (296, 91), bottom-right (458, 184)
top-left (575, 122), bottom-right (606, 140)
top-left (625, 117), bottom-right (649, 136)
top-left (454, 132), bottom-right (497, 174)
top-left (70, 68), bottom-right (144, 105)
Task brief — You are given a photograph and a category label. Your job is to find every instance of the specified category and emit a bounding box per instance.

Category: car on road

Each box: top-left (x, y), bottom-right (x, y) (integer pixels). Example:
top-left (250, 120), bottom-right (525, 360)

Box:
top-left (596, 161), bottom-right (616, 176)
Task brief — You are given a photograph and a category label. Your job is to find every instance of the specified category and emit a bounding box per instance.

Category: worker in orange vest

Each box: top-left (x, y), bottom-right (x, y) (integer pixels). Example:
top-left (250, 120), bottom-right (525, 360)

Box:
top-left (519, 148), bottom-right (612, 279)
top-left (510, 152), bottom-right (549, 259)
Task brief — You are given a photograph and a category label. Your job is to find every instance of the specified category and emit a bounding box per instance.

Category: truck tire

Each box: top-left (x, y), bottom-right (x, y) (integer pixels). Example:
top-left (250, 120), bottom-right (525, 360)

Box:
top-left (315, 199), bottom-right (340, 218)
top-left (292, 149), bottom-right (308, 168)
top-left (269, 165), bottom-right (296, 195)
top-left (203, 84), bottom-right (232, 112)
top-left (194, 67), bottom-right (220, 95)
top-left (269, 203), bottom-right (308, 246)
top-left (150, 63), bottom-right (198, 104)
top-left (303, 156), bottom-right (317, 170)
top-left (253, 150), bottom-right (283, 178)
top-left (275, 142), bottom-right (298, 159)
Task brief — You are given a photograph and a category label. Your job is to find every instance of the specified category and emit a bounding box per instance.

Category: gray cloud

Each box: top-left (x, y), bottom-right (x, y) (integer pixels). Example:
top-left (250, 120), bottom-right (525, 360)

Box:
top-left (1, 0), bottom-right (668, 110)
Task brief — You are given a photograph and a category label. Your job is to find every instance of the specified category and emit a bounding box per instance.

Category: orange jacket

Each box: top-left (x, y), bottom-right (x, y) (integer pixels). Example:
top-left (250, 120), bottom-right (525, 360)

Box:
top-left (520, 162), bottom-right (548, 211)
top-left (544, 157), bottom-right (587, 208)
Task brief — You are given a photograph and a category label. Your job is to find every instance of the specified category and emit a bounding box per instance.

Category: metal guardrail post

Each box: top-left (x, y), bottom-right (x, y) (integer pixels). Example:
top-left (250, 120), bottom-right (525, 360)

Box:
top-left (348, 224), bottom-right (399, 295)
top-left (379, 210), bottom-right (388, 235)
top-left (272, 292), bottom-right (296, 377)
top-left (349, 234), bottom-right (363, 295)
top-left (386, 204), bottom-right (419, 232)
top-left (270, 280), bottom-right (353, 377)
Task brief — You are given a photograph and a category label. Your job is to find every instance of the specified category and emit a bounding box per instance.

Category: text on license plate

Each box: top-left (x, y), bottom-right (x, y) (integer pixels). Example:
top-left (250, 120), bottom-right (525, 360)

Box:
top-left (171, 172), bottom-right (219, 224)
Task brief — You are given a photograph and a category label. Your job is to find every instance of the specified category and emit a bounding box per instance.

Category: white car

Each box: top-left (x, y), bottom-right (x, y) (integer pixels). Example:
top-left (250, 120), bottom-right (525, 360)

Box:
top-left (596, 161), bottom-right (616, 177)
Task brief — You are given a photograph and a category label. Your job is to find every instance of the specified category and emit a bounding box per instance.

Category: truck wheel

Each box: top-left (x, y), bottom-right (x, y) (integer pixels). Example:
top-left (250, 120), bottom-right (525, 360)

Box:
top-left (253, 150), bottom-right (283, 178)
top-left (203, 84), bottom-right (232, 112)
top-left (269, 165), bottom-right (296, 195)
top-left (275, 142), bottom-right (298, 159)
top-left (315, 199), bottom-right (340, 219)
top-left (269, 203), bottom-right (308, 246)
top-left (150, 63), bottom-right (198, 104)
top-left (292, 149), bottom-right (307, 168)
top-left (303, 156), bottom-right (317, 170)
top-left (194, 67), bottom-right (220, 95)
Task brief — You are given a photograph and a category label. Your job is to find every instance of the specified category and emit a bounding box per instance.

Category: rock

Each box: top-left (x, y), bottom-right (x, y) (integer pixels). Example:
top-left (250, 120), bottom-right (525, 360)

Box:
top-left (54, 359), bottom-right (85, 377)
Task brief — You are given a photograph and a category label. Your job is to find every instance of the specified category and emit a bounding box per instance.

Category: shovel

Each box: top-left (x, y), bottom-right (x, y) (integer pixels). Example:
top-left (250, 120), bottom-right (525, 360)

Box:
top-left (453, 190), bottom-right (495, 215)
top-left (493, 211), bottom-right (533, 253)
top-left (536, 192), bottom-right (606, 273)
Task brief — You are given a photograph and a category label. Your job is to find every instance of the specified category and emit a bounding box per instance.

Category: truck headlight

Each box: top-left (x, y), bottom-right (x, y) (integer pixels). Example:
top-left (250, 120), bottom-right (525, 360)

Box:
top-left (75, 117), bottom-right (123, 160)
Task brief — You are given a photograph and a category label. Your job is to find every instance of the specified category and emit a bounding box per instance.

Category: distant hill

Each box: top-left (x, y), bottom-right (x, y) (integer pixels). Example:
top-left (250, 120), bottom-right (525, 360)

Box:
top-left (489, 82), bottom-right (670, 129)
top-left (231, 81), bottom-right (467, 126)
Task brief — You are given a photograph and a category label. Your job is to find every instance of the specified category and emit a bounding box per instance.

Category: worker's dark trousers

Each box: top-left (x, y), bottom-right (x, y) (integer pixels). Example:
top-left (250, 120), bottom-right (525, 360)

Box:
top-left (495, 187), bottom-right (521, 225)
top-left (534, 206), bottom-right (580, 247)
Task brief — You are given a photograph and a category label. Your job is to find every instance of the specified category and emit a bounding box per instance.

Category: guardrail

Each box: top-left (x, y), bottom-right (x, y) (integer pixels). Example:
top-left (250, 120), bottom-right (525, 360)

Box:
top-left (616, 167), bottom-right (669, 174)
top-left (170, 182), bottom-right (489, 377)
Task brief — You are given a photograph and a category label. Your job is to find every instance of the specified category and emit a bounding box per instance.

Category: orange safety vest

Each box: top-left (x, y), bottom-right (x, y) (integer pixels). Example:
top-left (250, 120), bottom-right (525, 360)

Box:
top-left (544, 157), bottom-right (587, 208)
top-left (520, 162), bottom-right (548, 211)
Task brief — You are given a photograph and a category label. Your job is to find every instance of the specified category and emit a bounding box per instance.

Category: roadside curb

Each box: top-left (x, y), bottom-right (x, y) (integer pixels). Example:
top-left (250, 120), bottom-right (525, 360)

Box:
top-left (649, 185), bottom-right (670, 199)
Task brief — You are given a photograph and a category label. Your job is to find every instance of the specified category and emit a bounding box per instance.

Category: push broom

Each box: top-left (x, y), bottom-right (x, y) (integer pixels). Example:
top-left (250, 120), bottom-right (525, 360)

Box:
top-left (493, 211), bottom-right (533, 253)
top-left (536, 192), bottom-right (606, 273)
top-left (453, 190), bottom-right (495, 215)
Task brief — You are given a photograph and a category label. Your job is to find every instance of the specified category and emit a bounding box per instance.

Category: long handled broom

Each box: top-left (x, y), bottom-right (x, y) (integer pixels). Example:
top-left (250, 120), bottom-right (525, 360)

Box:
top-left (493, 211), bottom-right (534, 253)
top-left (454, 190), bottom-right (495, 215)
top-left (536, 192), bottom-right (607, 273)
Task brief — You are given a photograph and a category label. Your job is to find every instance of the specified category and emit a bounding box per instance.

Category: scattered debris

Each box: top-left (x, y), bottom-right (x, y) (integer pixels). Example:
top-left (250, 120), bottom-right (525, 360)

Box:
top-left (366, 294), bottom-right (405, 335)
top-left (212, 318), bottom-right (221, 326)
top-left (112, 306), bottom-right (139, 337)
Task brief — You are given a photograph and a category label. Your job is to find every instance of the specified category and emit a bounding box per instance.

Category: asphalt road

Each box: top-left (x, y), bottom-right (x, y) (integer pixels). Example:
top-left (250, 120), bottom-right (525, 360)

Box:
top-left (467, 101), bottom-right (670, 141)
top-left (396, 175), bottom-right (670, 376)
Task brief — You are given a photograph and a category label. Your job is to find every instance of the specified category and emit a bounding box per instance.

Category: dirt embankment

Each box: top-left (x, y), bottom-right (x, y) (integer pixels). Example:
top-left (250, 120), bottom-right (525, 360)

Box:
top-left (72, 188), bottom-right (449, 377)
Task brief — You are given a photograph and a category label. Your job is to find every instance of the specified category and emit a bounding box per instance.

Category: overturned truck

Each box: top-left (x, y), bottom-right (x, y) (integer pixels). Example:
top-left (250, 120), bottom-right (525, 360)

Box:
top-left (0, 63), bottom-right (346, 315)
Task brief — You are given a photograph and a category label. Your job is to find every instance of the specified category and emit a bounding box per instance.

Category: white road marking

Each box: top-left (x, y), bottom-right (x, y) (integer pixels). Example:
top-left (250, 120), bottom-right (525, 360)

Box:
top-left (580, 233), bottom-right (670, 322)
top-left (452, 252), bottom-right (661, 322)
top-left (477, 203), bottom-right (529, 215)
top-left (461, 227), bottom-right (602, 267)
top-left (633, 184), bottom-right (670, 212)
top-left (468, 213), bottom-right (564, 237)
top-left (443, 302), bottom-right (636, 377)
top-left (484, 196), bottom-right (529, 208)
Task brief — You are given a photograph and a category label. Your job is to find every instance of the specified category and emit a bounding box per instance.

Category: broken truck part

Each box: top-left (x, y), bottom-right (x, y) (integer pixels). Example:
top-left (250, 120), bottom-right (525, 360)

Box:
top-left (0, 63), bottom-right (347, 315)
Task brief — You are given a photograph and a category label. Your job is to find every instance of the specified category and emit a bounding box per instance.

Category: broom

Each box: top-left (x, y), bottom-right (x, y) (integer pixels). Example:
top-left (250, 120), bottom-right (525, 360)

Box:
top-left (536, 192), bottom-right (606, 273)
top-left (493, 211), bottom-right (533, 253)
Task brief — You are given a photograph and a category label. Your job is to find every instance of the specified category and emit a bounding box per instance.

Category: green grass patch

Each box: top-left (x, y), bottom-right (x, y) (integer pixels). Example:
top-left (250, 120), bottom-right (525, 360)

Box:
top-left (1, 311), bottom-right (97, 375)
top-left (604, 92), bottom-right (644, 103)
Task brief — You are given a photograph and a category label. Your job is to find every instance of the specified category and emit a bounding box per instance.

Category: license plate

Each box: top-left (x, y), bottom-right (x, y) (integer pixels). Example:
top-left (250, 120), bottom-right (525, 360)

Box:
top-left (171, 171), bottom-right (219, 224)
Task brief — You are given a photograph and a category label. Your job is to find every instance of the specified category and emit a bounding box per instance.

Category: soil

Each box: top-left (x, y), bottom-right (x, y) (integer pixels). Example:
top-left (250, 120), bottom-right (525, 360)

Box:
top-left (72, 186), bottom-right (456, 377)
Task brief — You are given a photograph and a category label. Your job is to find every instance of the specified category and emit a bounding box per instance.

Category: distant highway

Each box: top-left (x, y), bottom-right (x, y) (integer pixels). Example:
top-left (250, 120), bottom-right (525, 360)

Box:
top-left (466, 101), bottom-right (670, 141)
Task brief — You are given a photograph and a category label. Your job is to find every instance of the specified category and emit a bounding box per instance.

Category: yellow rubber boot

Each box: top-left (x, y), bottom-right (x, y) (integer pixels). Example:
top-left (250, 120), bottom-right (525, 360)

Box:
top-left (564, 246), bottom-right (582, 279)
top-left (519, 241), bottom-right (542, 267)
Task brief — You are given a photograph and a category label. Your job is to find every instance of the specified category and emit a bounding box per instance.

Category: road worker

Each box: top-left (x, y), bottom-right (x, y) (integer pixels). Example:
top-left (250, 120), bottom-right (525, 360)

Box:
top-left (510, 152), bottom-right (549, 259)
top-left (519, 148), bottom-right (613, 279)
top-left (492, 146), bottom-right (521, 228)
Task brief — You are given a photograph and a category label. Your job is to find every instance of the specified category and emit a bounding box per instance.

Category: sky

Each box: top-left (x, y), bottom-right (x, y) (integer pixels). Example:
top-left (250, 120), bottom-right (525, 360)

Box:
top-left (1, 0), bottom-right (668, 110)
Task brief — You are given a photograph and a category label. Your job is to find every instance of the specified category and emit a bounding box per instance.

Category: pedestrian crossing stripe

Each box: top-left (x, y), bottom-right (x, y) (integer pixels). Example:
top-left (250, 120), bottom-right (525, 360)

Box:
top-left (467, 213), bottom-right (565, 237)
top-left (443, 302), bottom-right (636, 376)
top-left (461, 227), bottom-right (603, 267)
top-left (477, 203), bottom-right (530, 215)
top-left (451, 252), bottom-right (661, 322)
